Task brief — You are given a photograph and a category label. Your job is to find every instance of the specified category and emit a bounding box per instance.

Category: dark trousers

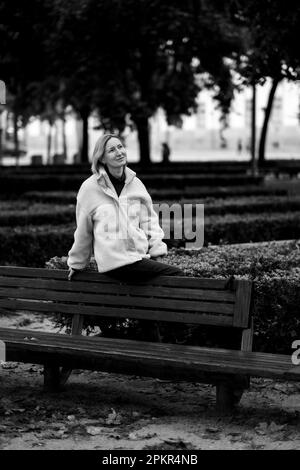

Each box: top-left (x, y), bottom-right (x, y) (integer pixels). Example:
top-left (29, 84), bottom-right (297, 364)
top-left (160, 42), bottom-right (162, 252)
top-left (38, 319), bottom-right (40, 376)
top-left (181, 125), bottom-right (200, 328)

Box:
top-left (105, 258), bottom-right (183, 281)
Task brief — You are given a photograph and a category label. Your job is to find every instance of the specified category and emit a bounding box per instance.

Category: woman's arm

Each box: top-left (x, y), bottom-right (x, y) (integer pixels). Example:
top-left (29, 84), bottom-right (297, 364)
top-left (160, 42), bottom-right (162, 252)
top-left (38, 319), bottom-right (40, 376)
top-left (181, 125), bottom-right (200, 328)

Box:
top-left (67, 202), bottom-right (93, 274)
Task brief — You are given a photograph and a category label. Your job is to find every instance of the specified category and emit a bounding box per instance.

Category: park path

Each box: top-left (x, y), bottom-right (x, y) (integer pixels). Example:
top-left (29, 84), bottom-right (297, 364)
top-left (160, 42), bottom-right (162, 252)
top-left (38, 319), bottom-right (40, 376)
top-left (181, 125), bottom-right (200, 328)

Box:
top-left (1, 313), bottom-right (300, 450)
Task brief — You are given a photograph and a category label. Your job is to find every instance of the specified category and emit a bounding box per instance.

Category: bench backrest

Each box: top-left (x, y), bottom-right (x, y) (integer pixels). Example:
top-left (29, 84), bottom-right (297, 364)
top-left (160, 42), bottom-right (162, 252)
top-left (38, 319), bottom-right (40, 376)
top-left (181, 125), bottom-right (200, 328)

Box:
top-left (0, 266), bottom-right (252, 330)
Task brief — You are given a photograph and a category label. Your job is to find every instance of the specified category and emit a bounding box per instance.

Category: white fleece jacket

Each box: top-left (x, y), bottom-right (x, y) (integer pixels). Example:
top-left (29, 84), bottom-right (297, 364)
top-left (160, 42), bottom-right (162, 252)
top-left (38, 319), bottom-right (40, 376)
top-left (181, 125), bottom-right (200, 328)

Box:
top-left (67, 166), bottom-right (167, 273)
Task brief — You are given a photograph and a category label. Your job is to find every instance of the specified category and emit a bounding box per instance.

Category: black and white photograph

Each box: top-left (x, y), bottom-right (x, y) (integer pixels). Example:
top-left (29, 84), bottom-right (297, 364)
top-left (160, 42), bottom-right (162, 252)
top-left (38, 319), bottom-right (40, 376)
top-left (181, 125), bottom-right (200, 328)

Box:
top-left (1, 0), bottom-right (300, 454)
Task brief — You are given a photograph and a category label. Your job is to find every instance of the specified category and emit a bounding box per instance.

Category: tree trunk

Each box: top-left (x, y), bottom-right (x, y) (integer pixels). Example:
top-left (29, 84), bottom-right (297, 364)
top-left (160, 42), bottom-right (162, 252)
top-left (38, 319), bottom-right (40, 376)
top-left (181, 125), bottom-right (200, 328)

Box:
top-left (80, 109), bottom-right (89, 163)
top-left (135, 116), bottom-right (151, 167)
top-left (47, 120), bottom-right (53, 164)
top-left (251, 83), bottom-right (257, 175)
top-left (13, 113), bottom-right (19, 167)
top-left (62, 115), bottom-right (67, 160)
top-left (53, 122), bottom-right (58, 155)
top-left (258, 78), bottom-right (280, 167)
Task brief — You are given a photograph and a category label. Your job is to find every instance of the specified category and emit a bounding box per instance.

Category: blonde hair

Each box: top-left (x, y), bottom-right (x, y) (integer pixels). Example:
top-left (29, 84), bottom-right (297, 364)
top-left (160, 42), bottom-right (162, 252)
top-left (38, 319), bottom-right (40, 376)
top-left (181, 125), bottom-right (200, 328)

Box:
top-left (91, 133), bottom-right (120, 174)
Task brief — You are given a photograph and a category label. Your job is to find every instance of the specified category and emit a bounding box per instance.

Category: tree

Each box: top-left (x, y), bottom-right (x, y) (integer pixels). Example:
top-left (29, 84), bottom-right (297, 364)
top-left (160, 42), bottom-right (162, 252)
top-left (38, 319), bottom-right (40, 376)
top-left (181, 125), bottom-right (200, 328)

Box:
top-left (0, 0), bottom-right (242, 165)
top-left (0, 0), bottom-right (62, 160)
top-left (51, 0), bottom-right (240, 166)
top-left (230, 0), bottom-right (300, 165)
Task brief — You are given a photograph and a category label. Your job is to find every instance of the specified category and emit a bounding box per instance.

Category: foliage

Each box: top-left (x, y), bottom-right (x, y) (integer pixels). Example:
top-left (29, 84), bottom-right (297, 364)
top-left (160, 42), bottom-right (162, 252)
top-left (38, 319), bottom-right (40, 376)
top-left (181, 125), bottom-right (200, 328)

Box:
top-left (0, 224), bottom-right (74, 266)
top-left (0, 0), bottom-right (240, 164)
top-left (232, 0), bottom-right (300, 83)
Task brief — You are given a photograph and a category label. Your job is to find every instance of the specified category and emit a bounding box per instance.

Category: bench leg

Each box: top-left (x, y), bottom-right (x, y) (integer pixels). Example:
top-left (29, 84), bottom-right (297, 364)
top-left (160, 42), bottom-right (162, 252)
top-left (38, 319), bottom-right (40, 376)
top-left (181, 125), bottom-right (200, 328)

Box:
top-left (43, 365), bottom-right (61, 392)
top-left (59, 367), bottom-right (72, 387)
top-left (216, 383), bottom-right (243, 413)
top-left (43, 365), bottom-right (73, 391)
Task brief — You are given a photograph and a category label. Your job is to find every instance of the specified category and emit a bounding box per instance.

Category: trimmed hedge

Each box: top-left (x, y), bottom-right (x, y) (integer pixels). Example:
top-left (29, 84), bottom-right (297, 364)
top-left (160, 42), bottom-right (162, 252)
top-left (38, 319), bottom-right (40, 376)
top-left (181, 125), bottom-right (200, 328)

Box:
top-left (21, 185), bottom-right (287, 203)
top-left (46, 240), bottom-right (300, 354)
top-left (1, 161), bottom-right (252, 175)
top-left (203, 210), bottom-right (300, 245)
top-left (23, 192), bottom-right (77, 204)
top-left (1, 210), bottom-right (300, 264)
top-left (0, 175), bottom-right (85, 194)
top-left (2, 195), bottom-right (300, 227)
top-left (0, 224), bottom-right (74, 266)
top-left (203, 195), bottom-right (300, 215)
top-left (0, 203), bottom-right (75, 226)
top-left (0, 173), bottom-right (263, 193)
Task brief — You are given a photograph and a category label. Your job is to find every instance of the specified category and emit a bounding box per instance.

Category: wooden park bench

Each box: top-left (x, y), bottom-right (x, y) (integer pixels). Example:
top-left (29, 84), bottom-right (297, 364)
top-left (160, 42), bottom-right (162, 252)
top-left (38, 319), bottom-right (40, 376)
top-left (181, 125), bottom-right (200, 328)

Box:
top-left (0, 266), bottom-right (298, 413)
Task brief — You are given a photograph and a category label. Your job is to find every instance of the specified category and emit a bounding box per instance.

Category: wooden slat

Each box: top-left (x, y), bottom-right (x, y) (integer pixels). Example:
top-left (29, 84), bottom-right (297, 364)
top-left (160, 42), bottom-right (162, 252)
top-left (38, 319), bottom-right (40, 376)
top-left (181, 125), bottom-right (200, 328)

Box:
top-left (0, 298), bottom-right (233, 326)
top-left (233, 280), bottom-right (252, 328)
top-left (241, 318), bottom-right (254, 352)
top-left (0, 276), bottom-right (236, 303)
top-left (0, 287), bottom-right (234, 315)
top-left (0, 266), bottom-right (231, 290)
top-left (0, 328), bottom-right (291, 366)
top-left (0, 328), bottom-right (295, 381)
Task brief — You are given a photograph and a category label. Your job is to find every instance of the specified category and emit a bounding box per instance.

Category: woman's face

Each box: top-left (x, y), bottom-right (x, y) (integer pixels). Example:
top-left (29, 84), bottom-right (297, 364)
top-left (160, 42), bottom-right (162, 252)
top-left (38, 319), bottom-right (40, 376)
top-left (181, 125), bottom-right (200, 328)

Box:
top-left (103, 137), bottom-right (127, 169)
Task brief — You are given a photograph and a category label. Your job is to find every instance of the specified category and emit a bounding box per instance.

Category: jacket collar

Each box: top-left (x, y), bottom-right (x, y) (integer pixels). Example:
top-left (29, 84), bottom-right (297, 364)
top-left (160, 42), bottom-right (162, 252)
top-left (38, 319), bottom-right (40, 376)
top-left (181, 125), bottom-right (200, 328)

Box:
top-left (96, 165), bottom-right (136, 189)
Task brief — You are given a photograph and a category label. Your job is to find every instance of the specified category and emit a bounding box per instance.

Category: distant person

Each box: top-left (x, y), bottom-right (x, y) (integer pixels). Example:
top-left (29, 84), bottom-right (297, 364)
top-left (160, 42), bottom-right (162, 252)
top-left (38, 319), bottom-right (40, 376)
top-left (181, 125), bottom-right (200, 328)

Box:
top-left (67, 134), bottom-right (183, 281)
top-left (161, 142), bottom-right (170, 164)
top-left (237, 139), bottom-right (243, 154)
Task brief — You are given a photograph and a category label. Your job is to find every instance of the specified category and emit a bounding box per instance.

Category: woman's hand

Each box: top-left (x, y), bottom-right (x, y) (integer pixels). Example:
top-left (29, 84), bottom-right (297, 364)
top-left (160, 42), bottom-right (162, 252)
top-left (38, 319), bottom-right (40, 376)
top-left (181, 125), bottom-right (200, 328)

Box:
top-left (68, 267), bottom-right (79, 281)
top-left (152, 256), bottom-right (165, 263)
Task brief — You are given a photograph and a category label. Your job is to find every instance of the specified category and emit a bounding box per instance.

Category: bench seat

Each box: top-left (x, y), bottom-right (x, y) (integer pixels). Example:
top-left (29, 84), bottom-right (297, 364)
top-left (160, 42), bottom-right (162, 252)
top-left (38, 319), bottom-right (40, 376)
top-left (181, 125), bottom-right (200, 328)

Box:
top-left (1, 327), bottom-right (298, 382)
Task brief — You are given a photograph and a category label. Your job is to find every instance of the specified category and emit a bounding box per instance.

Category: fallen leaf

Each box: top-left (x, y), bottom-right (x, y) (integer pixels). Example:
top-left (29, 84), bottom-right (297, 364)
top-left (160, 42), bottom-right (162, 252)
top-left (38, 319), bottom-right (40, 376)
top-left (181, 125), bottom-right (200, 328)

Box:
top-left (269, 422), bottom-right (287, 433)
top-left (106, 408), bottom-right (121, 425)
top-left (229, 431), bottom-right (242, 437)
top-left (273, 384), bottom-right (290, 394)
top-left (86, 426), bottom-right (104, 436)
top-left (205, 427), bottom-right (219, 433)
top-left (67, 415), bottom-right (76, 421)
top-left (163, 439), bottom-right (189, 449)
top-left (255, 422), bottom-right (268, 435)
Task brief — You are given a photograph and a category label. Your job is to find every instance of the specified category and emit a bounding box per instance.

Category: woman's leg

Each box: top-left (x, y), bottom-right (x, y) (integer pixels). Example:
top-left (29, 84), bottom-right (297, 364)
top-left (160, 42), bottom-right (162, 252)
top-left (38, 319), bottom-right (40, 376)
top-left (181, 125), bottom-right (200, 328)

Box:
top-left (105, 258), bottom-right (183, 281)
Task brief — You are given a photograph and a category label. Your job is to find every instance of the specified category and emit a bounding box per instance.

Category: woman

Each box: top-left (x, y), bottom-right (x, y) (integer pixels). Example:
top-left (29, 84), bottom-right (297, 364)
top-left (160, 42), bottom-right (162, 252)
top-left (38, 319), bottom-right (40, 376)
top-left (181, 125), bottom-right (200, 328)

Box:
top-left (67, 133), bottom-right (183, 281)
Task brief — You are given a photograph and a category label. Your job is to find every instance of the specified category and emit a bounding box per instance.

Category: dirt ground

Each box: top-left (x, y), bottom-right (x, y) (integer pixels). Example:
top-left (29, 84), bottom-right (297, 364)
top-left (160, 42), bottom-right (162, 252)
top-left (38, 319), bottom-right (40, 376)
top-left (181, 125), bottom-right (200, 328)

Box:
top-left (1, 313), bottom-right (300, 450)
